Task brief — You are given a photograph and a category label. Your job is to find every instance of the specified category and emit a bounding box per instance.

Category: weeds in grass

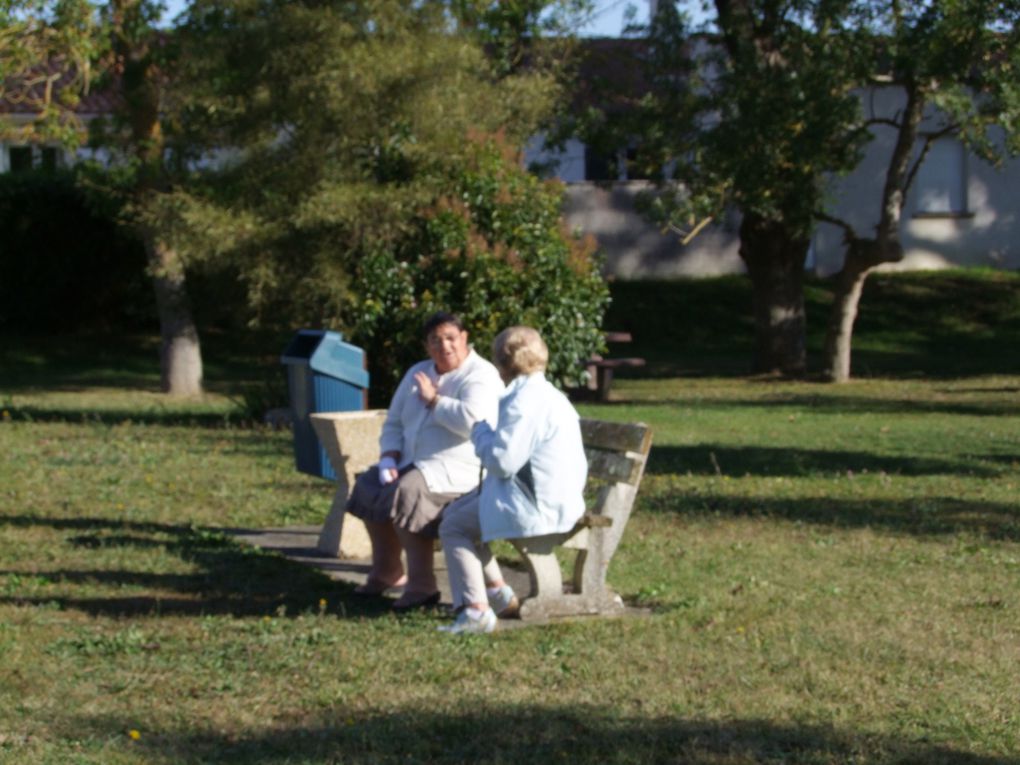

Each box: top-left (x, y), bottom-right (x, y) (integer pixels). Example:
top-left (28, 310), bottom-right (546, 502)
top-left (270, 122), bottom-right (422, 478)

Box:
top-left (1, 273), bottom-right (1018, 763)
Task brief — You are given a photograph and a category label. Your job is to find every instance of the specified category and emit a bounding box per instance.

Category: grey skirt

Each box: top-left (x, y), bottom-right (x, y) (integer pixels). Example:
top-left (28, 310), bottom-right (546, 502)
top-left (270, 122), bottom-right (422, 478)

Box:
top-left (346, 465), bottom-right (460, 538)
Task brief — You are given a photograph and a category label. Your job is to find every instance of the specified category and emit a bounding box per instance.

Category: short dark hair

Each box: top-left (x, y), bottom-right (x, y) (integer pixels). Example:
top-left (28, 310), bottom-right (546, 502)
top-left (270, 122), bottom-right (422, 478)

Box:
top-left (423, 311), bottom-right (465, 338)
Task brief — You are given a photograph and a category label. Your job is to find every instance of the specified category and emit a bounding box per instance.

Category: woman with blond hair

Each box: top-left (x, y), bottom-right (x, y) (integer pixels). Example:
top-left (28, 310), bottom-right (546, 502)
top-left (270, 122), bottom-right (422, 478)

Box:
top-left (438, 326), bottom-right (588, 633)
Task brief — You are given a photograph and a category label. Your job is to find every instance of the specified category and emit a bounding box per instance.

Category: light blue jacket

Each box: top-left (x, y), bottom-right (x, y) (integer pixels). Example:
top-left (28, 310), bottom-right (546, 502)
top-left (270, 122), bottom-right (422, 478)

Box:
top-left (472, 372), bottom-right (587, 542)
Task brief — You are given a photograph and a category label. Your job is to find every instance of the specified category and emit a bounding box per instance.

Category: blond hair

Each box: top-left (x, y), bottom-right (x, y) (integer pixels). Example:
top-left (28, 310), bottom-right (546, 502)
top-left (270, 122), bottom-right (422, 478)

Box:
top-left (493, 326), bottom-right (549, 377)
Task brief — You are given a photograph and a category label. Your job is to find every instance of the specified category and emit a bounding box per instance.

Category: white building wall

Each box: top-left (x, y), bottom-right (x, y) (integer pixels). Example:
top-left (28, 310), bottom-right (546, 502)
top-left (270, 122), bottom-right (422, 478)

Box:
top-left (539, 84), bottom-right (1020, 279)
top-left (812, 87), bottom-right (1020, 276)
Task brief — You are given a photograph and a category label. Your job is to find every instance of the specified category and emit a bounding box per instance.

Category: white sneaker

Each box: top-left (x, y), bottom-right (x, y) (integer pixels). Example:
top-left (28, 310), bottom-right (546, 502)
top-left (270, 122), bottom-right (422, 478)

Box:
top-left (437, 608), bottom-right (497, 634)
top-left (487, 585), bottom-right (520, 619)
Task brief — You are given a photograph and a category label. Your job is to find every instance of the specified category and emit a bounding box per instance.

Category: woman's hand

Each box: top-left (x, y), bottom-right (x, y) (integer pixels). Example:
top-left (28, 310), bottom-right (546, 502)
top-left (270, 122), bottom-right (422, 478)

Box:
top-left (471, 420), bottom-right (493, 448)
top-left (378, 455), bottom-right (399, 485)
top-left (414, 371), bottom-right (439, 408)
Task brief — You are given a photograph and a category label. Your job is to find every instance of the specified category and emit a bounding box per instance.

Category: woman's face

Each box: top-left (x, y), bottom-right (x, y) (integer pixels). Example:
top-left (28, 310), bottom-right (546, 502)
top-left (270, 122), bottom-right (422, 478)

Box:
top-left (427, 323), bottom-right (469, 374)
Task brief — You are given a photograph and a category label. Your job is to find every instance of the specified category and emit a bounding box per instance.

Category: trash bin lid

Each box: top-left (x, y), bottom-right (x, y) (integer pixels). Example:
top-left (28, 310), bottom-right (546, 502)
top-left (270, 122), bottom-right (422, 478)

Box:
top-left (281, 329), bottom-right (332, 365)
top-left (310, 332), bottom-right (370, 388)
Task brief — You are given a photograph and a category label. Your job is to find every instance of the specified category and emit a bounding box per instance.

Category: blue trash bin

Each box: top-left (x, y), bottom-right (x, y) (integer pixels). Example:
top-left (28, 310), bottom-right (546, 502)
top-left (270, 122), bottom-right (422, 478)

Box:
top-left (281, 329), bottom-right (369, 480)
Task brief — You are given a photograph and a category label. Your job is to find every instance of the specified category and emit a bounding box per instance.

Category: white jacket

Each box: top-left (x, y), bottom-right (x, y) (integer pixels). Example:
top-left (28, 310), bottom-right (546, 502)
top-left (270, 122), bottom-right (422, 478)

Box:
top-left (380, 348), bottom-right (503, 494)
top-left (472, 372), bottom-right (588, 542)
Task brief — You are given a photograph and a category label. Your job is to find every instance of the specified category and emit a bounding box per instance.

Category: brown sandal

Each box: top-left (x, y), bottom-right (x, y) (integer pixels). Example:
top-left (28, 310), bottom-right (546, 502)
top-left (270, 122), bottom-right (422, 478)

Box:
top-left (354, 575), bottom-right (407, 596)
top-left (391, 591), bottom-right (441, 612)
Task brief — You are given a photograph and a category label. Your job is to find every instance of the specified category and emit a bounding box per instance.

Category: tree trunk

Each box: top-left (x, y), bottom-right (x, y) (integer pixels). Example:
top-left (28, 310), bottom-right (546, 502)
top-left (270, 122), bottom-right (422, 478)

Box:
top-left (823, 238), bottom-right (903, 383)
top-left (823, 246), bottom-right (874, 383)
top-left (112, 0), bottom-right (204, 397)
top-left (823, 82), bottom-right (921, 382)
top-left (146, 234), bottom-right (203, 396)
top-left (739, 213), bottom-right (809, 376)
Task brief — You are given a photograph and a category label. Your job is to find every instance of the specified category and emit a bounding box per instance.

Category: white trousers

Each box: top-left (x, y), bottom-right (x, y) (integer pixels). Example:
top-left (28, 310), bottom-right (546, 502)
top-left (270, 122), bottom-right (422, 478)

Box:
top-left (439, 491), bottom-right (504, 609)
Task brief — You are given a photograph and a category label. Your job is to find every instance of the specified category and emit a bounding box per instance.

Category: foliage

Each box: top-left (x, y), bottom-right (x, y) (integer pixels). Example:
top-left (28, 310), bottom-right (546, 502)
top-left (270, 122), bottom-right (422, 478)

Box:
top-left (604, 268), bottom-right (1020, 378)
top-left (604, 1), bottom-right (869, 240)
top-left (448, 0), bottom-right (592, 77)
top-left (354, 133), bottom-right (608, 395)
top-left (165, 0), bottom-right (603, 399)
top-left (0, 168), bottom-right (152, 330)
top-left (0, 0), bottom-right (99, 145)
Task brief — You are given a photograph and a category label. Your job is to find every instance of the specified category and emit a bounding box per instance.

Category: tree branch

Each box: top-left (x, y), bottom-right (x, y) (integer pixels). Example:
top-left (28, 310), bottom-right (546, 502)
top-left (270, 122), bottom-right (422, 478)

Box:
top-left (815, 211), bottom-right (858, 244)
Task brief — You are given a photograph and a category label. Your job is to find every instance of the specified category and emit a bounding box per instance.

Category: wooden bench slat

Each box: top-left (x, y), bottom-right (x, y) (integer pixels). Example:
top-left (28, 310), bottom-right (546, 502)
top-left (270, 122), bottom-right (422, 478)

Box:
top-left (580, 419), bottom-right (652, 455)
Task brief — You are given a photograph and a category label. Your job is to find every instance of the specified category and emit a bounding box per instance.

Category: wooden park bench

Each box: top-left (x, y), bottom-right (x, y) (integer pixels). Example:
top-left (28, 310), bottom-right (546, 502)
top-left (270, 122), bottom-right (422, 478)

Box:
top-left (309, 412), bottom-right (652, 621)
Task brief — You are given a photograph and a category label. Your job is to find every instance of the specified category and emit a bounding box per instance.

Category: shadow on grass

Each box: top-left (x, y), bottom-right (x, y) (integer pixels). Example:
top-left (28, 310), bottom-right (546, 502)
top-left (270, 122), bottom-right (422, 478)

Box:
top-left (645, 444), bottom-right (1004, 478)
top-left (77, 707), bottom-right (1018, 765)
top-left (0, 515), bottom-right (392, 619)
top-left (603, 392), bottom-right (1020, 418)
top-left (640, 492), bottom-right (1020, 541)
top-left (1, 405), bottom-right (254, 429)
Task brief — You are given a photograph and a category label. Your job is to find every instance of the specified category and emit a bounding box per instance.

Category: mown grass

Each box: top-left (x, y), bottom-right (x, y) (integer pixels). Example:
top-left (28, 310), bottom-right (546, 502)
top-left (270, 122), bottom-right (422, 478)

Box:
top-left (1, 272), bottom-right (1019, 764)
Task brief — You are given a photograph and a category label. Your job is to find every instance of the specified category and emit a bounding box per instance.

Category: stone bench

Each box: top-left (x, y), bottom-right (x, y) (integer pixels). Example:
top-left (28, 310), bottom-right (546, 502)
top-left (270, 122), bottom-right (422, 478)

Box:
top-left (510, 417), bottom-right (652, 621)
top-left (309, 411), bottom-right (653, 620)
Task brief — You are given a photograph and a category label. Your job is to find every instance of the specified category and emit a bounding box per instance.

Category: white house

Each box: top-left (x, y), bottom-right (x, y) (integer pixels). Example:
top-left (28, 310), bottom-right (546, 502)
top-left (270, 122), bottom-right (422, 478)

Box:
top-left (525, 41), bottom-right (1020, 278)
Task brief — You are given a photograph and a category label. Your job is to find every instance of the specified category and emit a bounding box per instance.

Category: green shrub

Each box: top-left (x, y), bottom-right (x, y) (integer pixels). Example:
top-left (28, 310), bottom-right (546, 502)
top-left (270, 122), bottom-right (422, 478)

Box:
top-left (0, 169), bottom-right (152, 331)
top-left (353, 133), bottom-right (609, 401)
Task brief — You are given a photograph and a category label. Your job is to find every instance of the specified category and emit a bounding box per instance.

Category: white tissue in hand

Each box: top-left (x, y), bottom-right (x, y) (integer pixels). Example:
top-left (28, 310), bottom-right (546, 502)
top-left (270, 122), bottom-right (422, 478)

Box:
top-left (378, 456), bottom-right (398, 485)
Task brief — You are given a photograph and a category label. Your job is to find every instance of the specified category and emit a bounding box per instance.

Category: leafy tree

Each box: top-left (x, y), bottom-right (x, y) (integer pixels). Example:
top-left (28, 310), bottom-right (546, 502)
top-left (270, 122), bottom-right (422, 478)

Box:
top-left (101, 0), bottom-right (205, 395)
top-left (0, 0), bottom-right (98, 145)
top-left (356, 132), bottom-right (608, 395)
top-left (604, 0), bottom-right (869, 376)
top-left (818, 0), bottom-right (1020, 381)
top-left (165, 0), bottom-right (606, 400)
top-left (590, 0), bottom-right (1020, 380)
top-left (3, 0), bottom-right (204, 395)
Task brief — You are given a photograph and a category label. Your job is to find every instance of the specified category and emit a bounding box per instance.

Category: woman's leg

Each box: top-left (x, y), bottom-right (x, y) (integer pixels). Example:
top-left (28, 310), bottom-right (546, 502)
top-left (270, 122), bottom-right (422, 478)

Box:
top-left (347, 470), bottom-right (406, 593)
top-left (393, 525), bottom-right (438, 599)
top-left (439, 493), bottom-right (503, 609)
top-left (361, 519), bottom-right (406, 591)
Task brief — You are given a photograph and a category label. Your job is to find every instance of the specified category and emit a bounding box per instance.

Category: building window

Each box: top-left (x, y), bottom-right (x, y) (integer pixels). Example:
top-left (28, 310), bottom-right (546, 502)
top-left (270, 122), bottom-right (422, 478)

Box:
top-left (584, 145), bottom-right (615, 182)
top-left (4, 145), bottom-right (62, 174)
top-left (911, 138), bottom-right (968, 217)
top-left (40, 146), bottom-right (60, 172)
top-left (8, 146), bottom-right (34, 173)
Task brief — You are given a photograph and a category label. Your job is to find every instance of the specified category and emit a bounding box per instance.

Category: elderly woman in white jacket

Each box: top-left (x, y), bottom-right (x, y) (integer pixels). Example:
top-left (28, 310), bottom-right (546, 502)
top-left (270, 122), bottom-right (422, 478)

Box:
top-left (437, 326), bottom-right (588, 634)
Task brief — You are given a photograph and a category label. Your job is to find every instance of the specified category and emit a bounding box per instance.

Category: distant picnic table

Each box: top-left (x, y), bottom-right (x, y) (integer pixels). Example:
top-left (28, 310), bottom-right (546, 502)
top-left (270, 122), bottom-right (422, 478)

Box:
top-left (582, 331), bottom-right (646, 401)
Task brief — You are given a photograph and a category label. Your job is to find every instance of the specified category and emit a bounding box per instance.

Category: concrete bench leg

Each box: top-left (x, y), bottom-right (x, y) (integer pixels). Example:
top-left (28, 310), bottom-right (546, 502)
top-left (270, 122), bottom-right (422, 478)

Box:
top-left (309, 410), bottom-right (387, 560)
top-left (511, 533), bottom-right (623, 621)
top-left (316, 480), bottom-right (372, 559)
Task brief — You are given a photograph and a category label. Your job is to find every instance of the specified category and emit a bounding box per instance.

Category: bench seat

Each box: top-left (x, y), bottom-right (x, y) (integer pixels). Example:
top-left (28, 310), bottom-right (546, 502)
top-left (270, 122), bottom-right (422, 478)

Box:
top-left (510, 417), bottom-right (653, 621)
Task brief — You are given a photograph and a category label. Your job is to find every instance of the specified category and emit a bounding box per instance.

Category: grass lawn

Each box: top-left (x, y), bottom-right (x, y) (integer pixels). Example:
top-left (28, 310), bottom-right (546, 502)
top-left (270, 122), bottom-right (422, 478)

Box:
top-left (1, 271), bottom-right (1019, 764)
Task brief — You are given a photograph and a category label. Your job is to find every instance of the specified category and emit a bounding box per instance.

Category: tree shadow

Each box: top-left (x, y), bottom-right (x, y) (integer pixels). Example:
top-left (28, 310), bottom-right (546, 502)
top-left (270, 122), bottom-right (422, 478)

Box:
top-left (603, 392), bottom-right (1020, 418)
top-left (640, 492), bottom-right (1020, 541)
top-left (0, 515), bottom-right (392, 619)
top-left (645, 444), bottom-right (1003, 478)
top-left (1, 405), bottom-right (249, 429)
top-left (74, 706), bottom-right (1019, 764)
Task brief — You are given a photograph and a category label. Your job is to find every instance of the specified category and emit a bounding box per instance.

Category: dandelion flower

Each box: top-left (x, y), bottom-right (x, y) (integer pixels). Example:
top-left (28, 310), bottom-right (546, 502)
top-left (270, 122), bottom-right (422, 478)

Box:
top-left (128, 729), bottom-right (141, 741)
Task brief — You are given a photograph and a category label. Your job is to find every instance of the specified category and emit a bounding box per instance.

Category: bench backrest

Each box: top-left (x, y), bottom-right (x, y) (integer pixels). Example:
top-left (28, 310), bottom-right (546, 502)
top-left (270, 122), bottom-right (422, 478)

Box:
top-left (579, 418), bottom-right (653, 488)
